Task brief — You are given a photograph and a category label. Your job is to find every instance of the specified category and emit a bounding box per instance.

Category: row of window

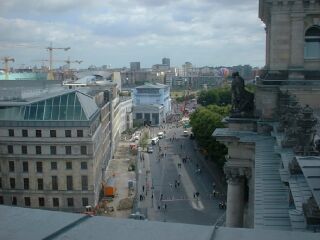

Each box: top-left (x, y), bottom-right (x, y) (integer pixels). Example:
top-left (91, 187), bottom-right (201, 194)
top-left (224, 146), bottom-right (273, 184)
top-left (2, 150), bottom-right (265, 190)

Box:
top-left (6, 160), bottom-right (88, 173)
top-left (8, 129), bottom-right (84, 138)
top-left (0, 175), bottom-right (88, 191)
top-left (0, 196), bottom-right (89, 208)
top-left (7, 145), bottom-right (87, 155)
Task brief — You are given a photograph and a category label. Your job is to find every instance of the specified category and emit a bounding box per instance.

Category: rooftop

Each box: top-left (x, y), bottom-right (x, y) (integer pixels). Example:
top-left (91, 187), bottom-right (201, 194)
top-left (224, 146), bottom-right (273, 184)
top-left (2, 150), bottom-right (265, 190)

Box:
top-left (0, 205), bottom-right (319, 240)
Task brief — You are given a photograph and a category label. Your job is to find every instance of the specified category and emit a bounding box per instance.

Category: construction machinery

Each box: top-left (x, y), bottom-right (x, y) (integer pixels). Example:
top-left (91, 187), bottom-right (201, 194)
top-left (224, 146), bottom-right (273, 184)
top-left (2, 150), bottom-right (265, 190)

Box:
top-left (1, 56), bottom-right (15, 80)
top-left (46, 42), bottom-right (70, 80)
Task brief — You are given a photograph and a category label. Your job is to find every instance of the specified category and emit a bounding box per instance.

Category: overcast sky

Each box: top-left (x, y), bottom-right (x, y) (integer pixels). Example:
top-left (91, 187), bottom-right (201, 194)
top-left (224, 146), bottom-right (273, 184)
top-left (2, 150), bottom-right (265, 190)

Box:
top-left (0, 0), bottom-right (266, 69)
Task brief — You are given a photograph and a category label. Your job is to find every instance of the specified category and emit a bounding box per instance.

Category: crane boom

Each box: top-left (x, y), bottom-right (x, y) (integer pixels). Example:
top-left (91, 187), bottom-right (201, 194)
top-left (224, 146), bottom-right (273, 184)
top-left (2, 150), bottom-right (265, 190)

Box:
top-left (46, 42), bottom-right (70, 80)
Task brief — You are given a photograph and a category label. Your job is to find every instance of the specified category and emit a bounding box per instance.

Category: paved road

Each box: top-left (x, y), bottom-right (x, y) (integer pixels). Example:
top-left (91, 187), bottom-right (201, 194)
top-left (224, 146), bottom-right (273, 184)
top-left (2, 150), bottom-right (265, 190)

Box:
top-left (139, 124), bottom-right (226, 225)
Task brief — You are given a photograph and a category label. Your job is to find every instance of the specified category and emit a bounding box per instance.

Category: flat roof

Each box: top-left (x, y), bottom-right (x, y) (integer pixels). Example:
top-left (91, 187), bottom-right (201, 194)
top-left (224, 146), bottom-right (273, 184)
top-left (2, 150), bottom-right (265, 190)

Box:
top-left (0, 205), bottom-right (319, 240)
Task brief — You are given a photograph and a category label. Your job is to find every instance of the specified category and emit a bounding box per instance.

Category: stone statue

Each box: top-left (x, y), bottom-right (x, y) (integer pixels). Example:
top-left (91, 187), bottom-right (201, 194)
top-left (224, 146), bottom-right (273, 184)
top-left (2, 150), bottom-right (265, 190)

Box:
top-left (231, 72), bottom-right (254, 118)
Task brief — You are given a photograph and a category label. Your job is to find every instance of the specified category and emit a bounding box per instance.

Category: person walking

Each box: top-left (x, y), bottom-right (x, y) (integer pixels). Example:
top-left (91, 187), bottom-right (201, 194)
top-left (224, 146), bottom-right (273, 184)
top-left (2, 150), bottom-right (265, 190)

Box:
top-left (142, 185), bottom-right (145, 192)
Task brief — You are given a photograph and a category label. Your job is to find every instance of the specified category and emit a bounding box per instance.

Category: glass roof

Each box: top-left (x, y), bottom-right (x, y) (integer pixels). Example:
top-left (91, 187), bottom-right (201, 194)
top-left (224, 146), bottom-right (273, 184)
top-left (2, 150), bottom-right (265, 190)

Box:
top-left (0, 91), bottom-right (98, 121)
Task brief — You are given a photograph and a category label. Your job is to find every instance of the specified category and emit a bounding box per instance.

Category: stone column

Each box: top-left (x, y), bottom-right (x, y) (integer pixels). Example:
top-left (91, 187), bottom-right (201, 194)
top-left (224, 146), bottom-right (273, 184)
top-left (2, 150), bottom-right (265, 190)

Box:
top-left (224, 167), bottom-right (245, 227)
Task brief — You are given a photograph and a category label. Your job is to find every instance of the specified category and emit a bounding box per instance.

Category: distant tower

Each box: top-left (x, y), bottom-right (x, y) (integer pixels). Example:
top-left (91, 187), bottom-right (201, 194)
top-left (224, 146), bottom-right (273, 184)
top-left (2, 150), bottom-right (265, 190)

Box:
top-left (162, 58), bottom-right (170, 68)
top-left (130, 62), bottom-right (140, 71)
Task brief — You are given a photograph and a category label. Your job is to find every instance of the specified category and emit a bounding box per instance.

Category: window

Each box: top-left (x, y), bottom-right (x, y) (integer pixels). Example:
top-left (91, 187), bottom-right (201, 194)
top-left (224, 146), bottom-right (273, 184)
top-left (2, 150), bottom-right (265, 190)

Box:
top-left (65, 146), bottom-right (72, 155)
top-left (53, 198), bottom-right (59, 207)
top-left (36, 146), bottom-right (42, 155)
top-left (8, 145), bottom-right (13, 154)
top-left (66, 162), bottom-right (72, 170)
top-left (36, 130), bottom-right (42, 137)
top-left (52, 176), bottom-right (58, 190)
top-left (82, 198), bottom-right (89, 207)
top-left (0, 196), bottom-right (3, 204)
top-left (8, 129), bottom-right (14, 137)
top-left (50, 130), bottom-right (56, 137)
top-left (81, 176), bottom-right (88, 190)
top-left (24, 178), bottom-right (29, 190)
top-left (305, 25), bottom-right (320, 59)
top-left (81, 162), bottom-right (88, 170)
top-left (36, 162), bottom-right (43, 173)
top-left (24, 197), bottom-right (31, 206)
top-left (37, 178), bottom-right (43, 190)
top-left (51, 162), bottom-right (57, 170)
top-left (65, 130), bottom-right (72, 137)
top-left (23, 162), bottom-right (28, 172)
top-left (12, 196), bottom-right (17, 205)
top-left (9, 161), bottom-right (15, 172)
top-left (22, 129), bottom-right (28, 137)
top-left (0, 177), bottom-right (2, 188)
top-left (81, 146), bottom-right (87, 155)
top-left (50, 146), bottom-right (57, 155)
top-left (66, 176), bottom-right (73, 190)
top-left (10, 178), bottom-right (15, 189)
top-left (77, 130), bottom-right (83, 137)
top-left (21, 145), bottom-right (27, 154)
top-left (67, 198), bottom-right (74, 207)
top-left (39, 197), bottom-right (45, 207)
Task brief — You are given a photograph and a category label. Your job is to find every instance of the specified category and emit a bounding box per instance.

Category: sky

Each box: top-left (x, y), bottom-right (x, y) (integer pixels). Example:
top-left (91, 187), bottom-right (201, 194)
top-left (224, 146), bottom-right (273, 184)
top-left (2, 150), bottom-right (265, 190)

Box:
top-left (0, 0), bottom-right (266, 69)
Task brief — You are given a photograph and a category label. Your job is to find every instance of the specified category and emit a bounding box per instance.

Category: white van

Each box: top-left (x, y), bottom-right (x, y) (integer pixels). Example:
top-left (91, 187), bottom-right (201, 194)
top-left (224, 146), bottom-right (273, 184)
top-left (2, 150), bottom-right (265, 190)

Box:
top-left (157, 132), bottom-right (164, 139)
top-left (151, 137), bottom-right (159, 145)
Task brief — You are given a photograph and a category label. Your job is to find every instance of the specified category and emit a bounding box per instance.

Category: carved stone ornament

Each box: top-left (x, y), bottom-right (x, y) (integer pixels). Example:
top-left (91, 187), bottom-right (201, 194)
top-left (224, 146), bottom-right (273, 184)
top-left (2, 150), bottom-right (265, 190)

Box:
top-left (224, 166), bottom-right (251, 184)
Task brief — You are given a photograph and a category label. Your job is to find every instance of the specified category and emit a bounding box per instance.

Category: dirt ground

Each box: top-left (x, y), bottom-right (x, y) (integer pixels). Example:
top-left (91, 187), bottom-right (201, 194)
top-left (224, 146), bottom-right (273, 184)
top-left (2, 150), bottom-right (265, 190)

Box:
top-left (98, 141), bottom-right (137, 218)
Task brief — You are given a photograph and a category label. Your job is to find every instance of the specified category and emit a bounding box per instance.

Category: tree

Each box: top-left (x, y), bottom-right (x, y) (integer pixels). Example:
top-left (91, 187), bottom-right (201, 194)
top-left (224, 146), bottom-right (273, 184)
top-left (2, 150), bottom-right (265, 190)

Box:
top-left (139, 132), bottom-right (149, 150)
top-left (190, 104), bottom-right (230, 169)
top-left (197, 87), bottom-right (231, 106)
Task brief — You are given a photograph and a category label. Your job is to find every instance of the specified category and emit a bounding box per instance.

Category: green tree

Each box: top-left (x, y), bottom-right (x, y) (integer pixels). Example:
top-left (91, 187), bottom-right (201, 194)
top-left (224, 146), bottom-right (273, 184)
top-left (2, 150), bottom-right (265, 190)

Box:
top-left (190, 104), bottom-right (229, 169)
top-left (139, 132), bottom-right (149, 150)
top-left (197, 87), bottom-right (231, 106)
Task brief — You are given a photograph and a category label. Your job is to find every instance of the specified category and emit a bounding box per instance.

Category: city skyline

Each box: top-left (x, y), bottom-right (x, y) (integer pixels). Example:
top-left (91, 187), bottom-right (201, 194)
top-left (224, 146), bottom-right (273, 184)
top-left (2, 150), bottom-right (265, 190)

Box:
top-left (0, 0), bottom-right (265, 69)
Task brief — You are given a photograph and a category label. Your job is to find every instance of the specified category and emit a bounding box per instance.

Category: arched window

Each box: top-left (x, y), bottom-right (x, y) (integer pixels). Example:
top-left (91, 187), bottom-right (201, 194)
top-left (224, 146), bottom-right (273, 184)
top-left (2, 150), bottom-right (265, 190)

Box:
top-left (305, 25), bottom-right (320, 59)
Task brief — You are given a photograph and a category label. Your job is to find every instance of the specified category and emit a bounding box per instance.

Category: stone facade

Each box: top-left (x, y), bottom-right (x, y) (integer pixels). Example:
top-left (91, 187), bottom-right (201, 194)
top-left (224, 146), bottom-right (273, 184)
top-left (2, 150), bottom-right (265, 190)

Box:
top-left (0, 90), bottom-right (112, 212)
top-left (259, 0), bottom-right (320, 75)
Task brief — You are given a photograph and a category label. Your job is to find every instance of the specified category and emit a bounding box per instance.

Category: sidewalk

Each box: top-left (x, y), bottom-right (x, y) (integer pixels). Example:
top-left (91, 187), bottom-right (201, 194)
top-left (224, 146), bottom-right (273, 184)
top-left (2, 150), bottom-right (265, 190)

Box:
top-left (192, 141), bottom-right (227, 195)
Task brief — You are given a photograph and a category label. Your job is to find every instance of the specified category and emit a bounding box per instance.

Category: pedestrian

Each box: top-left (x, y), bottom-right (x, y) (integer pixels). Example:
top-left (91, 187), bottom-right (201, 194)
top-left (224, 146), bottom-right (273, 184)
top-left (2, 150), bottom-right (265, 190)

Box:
top-left (160, 194), bottom-right (163, 200)
top-left (169, 183), bottom-right (173, 189)
top-left (164, 203), bottom-right (167, 210)
top-left (193, 193), bottom-right (196, 199)
top-left (151, 193), bottom-right (154, 199)
top-left (177, 180), bottom-right (180, 187)
top-left (140, 194), bottom-right (143, 201)
top-left (142, 185), bottom-right (145, 192)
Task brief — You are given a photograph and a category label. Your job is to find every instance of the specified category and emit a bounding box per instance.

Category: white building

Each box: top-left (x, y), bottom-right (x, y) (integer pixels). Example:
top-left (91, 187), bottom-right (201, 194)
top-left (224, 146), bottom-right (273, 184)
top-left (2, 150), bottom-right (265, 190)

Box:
top-left (132, 83), bottom-right (171, 126)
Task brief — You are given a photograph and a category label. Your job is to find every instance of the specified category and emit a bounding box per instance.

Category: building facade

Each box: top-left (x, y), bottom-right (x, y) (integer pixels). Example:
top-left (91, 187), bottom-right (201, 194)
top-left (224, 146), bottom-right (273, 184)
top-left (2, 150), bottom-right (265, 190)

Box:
top-left (213, 0), bottom-right (320, 232)
top-left (119, 97), bottom-right (133, 133)
top-left (0, 90), bottom-right (111, 211)
top-left (132, 83), bottom-right (171, 119)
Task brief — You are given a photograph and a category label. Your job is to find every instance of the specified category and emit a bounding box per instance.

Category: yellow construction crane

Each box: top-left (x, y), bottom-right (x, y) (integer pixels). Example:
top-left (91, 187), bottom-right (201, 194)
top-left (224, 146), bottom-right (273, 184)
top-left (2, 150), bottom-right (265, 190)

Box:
top-left (1, 56), bottom-right (15, 80)
top-left (46, 42), bottom-right (70, 80)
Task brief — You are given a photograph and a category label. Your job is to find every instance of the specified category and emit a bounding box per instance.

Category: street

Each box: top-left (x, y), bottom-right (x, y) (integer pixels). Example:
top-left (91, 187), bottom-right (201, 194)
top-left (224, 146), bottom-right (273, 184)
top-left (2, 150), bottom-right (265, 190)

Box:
top-left (136, 123), bottom-right (226, 225)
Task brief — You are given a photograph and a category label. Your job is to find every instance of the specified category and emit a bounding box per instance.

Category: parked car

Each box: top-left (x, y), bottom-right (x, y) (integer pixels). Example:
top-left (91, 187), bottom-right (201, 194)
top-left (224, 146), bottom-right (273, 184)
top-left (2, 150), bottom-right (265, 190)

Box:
top-left (183, 130), bottom-right (188, 136)
top-left (129, 212), bottom-right (147, 220)
top-left (147, 146), bottom-right (153, 153)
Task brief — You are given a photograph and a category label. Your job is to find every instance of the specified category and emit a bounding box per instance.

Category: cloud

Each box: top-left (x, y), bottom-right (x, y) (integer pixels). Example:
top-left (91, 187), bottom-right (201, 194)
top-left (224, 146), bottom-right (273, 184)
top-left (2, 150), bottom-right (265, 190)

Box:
top-left (0, 0), bottom-right (265, 68)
